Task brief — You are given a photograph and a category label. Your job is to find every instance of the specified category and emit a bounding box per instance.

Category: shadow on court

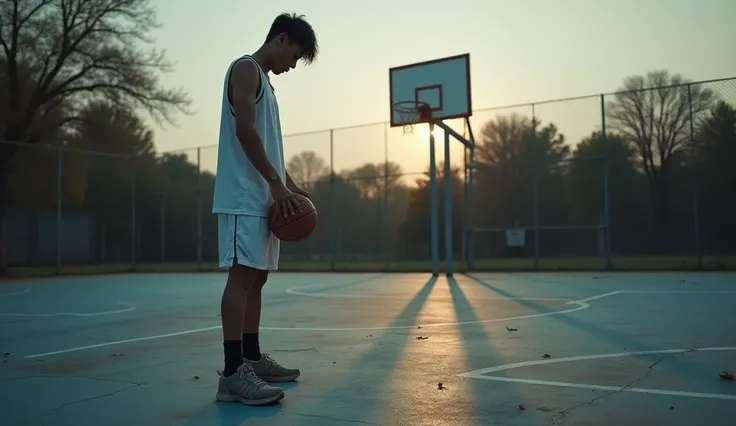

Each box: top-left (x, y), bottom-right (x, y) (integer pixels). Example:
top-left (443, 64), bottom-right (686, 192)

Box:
top-left (463, 273), bottom-right (721, 379)
top-left (294, 274), bottom-right (388, 295)
top-left (447, 276), bottom-right (527, 422)
top-left (287, 275), bottom-right (438, 425)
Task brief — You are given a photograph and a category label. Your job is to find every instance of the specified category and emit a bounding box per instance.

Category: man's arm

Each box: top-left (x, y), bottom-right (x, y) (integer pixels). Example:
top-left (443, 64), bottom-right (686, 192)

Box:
top-left (285, 171), bottom-right (297, 189)
top-left (230, 60), bottom-right (283, 186)
top-left (285, 171), bottom-right (311, 198)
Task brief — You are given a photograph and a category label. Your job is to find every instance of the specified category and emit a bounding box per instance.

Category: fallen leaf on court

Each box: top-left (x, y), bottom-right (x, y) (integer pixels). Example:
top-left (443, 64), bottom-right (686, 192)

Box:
top-left (3, 352), bottom-right (10, 357)
top-left (332, 361), bottom-right (336, 364)
top-left (36, 360), bottom-right (44, 364)
top-left (670, 406), bottom-right (674, 410)
top-left (366, 335), bottom-right (373, 338)
top-left (543, 354), bottom-right (551, 358)
top-left (719, 370), bottom-right (734, 380)
top-left (437, 383), bottom-right (446, 390)
top-left (518, 404), bottom-right (526, 411)
top-left (506, 327), bottom-right (518, 332)
top-left (192, 375), bottom-right (200, 380)
top-left (417, 326), bottom-right (422, 329)
top-left (110, 353), bottom-right (124, 357)
top-left (416, 336), bottom-right (428, 340)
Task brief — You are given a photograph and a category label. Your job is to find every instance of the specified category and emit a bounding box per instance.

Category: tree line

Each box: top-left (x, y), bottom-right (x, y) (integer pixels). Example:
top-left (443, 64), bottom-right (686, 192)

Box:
top-left (5, 80), bottom-right (735, 266)
top-left (283, 78), bottom-right (735, 261)
top-left (1, 0), bottom-right (734, 273)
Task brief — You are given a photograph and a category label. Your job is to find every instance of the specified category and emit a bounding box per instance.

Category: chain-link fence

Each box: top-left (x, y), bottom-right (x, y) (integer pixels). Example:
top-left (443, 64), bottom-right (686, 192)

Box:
top-left (3, 78), bottom-right (735, 275)
top-left (465, 78), bottom-right (736, 270)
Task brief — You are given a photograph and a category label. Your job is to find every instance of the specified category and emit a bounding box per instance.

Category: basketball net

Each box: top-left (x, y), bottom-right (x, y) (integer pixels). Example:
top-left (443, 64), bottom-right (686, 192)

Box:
top-left (393, 101), bottom-right (432, 135)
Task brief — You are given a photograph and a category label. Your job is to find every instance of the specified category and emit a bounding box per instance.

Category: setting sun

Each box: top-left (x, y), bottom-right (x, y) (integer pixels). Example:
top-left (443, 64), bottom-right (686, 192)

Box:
top-left (417, 123), bottom-right (443, 141)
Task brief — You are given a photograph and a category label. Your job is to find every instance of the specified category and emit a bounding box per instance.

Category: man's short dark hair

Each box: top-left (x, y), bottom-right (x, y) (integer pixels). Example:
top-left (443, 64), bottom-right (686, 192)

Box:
top-left (265, 13), bottom-right (318, 64)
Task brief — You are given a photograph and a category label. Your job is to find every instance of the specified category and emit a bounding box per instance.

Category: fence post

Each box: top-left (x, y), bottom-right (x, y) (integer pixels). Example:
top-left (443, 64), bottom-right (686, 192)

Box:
top-left (328, 129), bottom-right (335, 271)
top-left (196, 147), bottom-right (203, 270)
top-left (600, 94), bottom-right (612, 269)
top-left (160, 158), bottom-right (166, 263)
top-left (687, 84), bottom-right (702, 269)
top-left (55, 146), bottom-right (63, 275)
top-left (130, 157), bottom-right (137, 271)
top-left (531, 103), bottom-right (540, 269)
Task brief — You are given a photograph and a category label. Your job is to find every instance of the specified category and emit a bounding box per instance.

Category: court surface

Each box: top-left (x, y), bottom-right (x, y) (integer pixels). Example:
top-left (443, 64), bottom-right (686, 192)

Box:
top-left (1, 271), bottom-right (735, 426)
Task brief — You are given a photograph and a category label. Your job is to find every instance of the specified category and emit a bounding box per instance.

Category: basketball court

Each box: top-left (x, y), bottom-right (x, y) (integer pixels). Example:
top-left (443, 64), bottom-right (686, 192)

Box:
top-left (1, 271), bottom-right (735, 426)
top-left (2, 55), bottom-right (734, 426)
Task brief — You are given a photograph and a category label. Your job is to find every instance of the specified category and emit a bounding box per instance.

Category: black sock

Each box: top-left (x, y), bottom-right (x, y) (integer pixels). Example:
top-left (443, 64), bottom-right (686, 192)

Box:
top-left (242, 333), bottom-right (261, 361)
top-left (223, 340), bottom-right (242, 377)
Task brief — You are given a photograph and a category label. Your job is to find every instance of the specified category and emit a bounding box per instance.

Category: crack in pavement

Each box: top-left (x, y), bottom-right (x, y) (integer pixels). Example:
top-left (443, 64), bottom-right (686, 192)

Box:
top-left (37, 381), bottom-right (142, 425)
top-left (547, 346), bottom-right (703, 426)
top-left (5, 374), bottom-right (145, 387)
top-left (548, 357), bottom-right (666, 425)
top-left (295, 412), bottom-right (384, 425)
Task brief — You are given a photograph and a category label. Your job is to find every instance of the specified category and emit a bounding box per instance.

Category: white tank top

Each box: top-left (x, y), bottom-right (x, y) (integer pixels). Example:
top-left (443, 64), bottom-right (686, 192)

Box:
top-left (212, 55), bottom-right (286, 217)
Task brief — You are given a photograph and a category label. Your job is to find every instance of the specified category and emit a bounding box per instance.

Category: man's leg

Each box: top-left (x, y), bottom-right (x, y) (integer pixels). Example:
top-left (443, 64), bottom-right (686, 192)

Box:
top-left (241, 230), bottom-right (301, 382)
top-left (221, 265), bottom-right (257, 377)
top-left (215, 214), bottom-right (284, 405)
top-left (241, 270), bottom-right (267, 362)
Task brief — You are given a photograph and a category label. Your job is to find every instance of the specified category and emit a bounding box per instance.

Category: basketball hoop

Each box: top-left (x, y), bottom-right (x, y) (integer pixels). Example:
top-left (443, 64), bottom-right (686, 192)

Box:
top-left (392, 100), bottom-right (432, 135)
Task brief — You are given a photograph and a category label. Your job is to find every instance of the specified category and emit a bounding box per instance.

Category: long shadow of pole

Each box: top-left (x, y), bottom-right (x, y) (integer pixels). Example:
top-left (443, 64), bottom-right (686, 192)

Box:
top-left (447, 275), bottom-right (529, 423)
top-left (290, 273), bottom-right (389, 295)
top-left (288, 275), bottom-right (439, 425)
top-left (463, 273), bottom-right (719, 377)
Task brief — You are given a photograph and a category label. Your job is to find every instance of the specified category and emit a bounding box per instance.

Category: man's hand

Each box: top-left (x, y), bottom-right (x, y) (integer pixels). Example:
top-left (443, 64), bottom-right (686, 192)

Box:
top-left (289, 184), bottom-right (311, 200)
top-left (270, 180), bottom-right (301, 217)
top-left (285, 174), bottom-right (311, 200)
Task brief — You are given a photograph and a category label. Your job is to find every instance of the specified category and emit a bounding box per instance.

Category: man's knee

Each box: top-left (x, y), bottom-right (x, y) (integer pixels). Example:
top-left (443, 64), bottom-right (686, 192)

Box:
top-left (256, 270), bottom-right (269, 288)
top-left (227, 264), bottom-right (260, 288)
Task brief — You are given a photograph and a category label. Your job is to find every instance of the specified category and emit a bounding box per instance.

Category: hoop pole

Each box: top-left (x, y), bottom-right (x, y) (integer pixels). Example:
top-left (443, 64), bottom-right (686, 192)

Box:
top-left (443, 127), bottom-right (453, 277)
top-left (428, 126), bottom-right (440, 277)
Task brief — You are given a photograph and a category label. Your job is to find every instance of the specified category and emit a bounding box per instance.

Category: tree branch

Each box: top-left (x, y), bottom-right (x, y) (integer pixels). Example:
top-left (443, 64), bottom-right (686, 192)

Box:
top-left (2, 0), bottom-right (191, 143)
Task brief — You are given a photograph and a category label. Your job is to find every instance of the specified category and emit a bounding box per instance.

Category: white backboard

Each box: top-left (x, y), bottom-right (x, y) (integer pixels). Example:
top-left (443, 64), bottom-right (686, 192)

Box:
top-left (389, 53), bottom-right (472, 127)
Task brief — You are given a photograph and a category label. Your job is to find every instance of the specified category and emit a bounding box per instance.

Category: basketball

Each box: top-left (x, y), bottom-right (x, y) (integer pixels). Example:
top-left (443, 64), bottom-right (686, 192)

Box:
top-left (268, 193), bottom-right (317, 242)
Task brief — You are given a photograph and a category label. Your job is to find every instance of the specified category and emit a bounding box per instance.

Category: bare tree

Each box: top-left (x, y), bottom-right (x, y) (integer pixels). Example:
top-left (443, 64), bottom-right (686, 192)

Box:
top-left (345, 162), bottom-right (403, 199)
top-left (606, 70), bottom-right (715, 236)
top-left (607, 70), bottom-right (714, 176)
top-left (0, 0), bottom-right (191, 274)
top-left (477, 113), bottom-right (569, 164)
top-left (286, 151), bottom-right (329, 190)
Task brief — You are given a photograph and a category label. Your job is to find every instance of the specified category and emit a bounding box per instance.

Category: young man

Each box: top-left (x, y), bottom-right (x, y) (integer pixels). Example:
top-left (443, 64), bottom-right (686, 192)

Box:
top-left (211, 13), bottom-right (318, 406)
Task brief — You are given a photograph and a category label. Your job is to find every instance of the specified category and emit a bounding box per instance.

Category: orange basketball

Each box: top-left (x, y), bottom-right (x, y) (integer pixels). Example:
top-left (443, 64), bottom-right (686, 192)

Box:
top-left (268, 193), bottom-right (317, 242)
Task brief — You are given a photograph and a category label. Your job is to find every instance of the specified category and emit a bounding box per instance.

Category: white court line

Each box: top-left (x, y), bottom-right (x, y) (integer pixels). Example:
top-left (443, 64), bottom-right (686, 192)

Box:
top-left (458, 347), bottom-right (736, 401)
top-left (0, 302), bottom-right (135, 317)
top-left (0, 287), bottom-right (32, 297)
top-left (567, 291), bottom-right (622, 304)
top-left (259, 299), bottom-right (590, 331)
top-left (25, 291), bottom-right (625, 358)
top-left (462, 375), bottom-right (736, 401)
top-left (26, 325), bottom-right (222, 358)
top-left (287, 286), bottom-right (571, 301)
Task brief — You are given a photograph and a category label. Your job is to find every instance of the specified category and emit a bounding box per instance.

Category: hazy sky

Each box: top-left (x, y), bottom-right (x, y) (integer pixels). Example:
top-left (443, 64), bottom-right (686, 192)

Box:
top-left (149, 0), bottom-right (734, 178)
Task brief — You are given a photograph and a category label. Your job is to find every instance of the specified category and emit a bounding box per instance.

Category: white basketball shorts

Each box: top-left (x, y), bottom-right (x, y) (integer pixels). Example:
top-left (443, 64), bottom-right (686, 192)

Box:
top-left (217, 214), bottom-right (280, 271)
